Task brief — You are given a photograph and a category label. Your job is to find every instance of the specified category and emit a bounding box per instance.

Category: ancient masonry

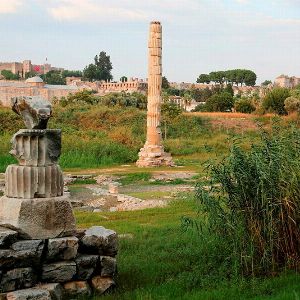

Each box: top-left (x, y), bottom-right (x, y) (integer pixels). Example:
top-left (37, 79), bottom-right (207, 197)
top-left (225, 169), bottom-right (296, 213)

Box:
top-left (0, 96), bottom-right (117, 299)
top-left (136, 21), bottom-right (174, 167)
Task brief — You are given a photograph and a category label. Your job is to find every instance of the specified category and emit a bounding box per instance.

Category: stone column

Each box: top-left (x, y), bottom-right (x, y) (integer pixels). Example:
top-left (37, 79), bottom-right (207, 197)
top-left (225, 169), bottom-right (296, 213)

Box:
top-left (0, 96), bottom-right (76, 239)
top-left (136, 21), bottom-right (174, 167)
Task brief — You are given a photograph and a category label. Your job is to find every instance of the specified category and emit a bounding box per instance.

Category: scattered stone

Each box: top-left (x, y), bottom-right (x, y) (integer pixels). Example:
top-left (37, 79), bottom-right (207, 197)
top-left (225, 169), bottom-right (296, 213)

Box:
top-left (109, 207), bottom-right (117, 212)
top-left (42, 262), bottom-right (76, 283)
top-left (93, 208), bottom-right (102, 213)
top-left (35, 283), bottom-right (63, 300)
top-left (80, 226), bottom-right (118, 256)
top-left (108, 183), bottom-right (119, 194)
top-left (6, 288), bottom-right (51, 300)
top-left (0, 227), bottom-right (18, 248)
top-left (0, 268), bottom-right (35, 293)
top-left (91, 276), bottom-right (115, 294)
top-left (74, 206), bottom-right (94, 212)
top-left (46, 237), bottom-right (78, 261)
top-left (75, 255), bottom-right (98, 280)
top-left (100, 256), bottom-right (116, 277)
top-left (63, 281), bottom-right (91, 297)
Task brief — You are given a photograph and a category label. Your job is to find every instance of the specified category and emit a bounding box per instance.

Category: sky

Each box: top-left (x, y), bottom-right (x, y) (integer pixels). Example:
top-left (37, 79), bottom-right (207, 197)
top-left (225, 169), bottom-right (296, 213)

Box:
top-left (0, 0), bottom-right (299, 84)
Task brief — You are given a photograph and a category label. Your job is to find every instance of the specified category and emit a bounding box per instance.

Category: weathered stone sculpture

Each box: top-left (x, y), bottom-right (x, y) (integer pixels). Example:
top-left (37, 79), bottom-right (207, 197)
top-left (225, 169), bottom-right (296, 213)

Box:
top-left (136, 21), bottom-right (174, 167)
top-left (12, 96), bottom-right (52, 129)
top-left (0, 96), bottom-right (75, 239)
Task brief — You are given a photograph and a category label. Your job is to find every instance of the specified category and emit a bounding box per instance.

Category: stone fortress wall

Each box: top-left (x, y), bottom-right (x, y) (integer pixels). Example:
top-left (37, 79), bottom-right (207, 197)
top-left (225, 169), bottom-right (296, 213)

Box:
top-left (275, 75), bottom-right (300, 88)
top-left (0, 60), bottom-right (63, 78)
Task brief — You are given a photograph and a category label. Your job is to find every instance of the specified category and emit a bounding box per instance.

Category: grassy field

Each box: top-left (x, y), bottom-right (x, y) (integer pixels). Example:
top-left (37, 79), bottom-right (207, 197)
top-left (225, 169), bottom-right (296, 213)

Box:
top-left (76, 197), bottom-right (300, 300)
top-left (1, 105), bottom-right (300, 299)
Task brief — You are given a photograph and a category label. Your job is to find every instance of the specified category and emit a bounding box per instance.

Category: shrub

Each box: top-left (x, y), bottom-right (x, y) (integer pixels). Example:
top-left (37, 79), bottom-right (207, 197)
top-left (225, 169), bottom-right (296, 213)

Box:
top-left (195, 124), bottom-right (300, 275)
top-left (205, 92), bottom-right (234, 112)
top-left (234, 98), bottom-right (255, 114)
top-left (262, 87), bottom-right (290, 115)
top-left (284, 96), bottom-right (300, 114)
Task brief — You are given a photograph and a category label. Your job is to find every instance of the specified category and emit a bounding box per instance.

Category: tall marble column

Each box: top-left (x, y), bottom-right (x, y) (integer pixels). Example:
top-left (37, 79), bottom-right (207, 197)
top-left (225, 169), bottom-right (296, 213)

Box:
top-left (136, 21), bottom-right (174, 167)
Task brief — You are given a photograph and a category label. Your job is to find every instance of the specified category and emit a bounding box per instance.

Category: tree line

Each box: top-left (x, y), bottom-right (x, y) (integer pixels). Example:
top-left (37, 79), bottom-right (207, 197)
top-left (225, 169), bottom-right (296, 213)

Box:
top-left (197, 69), bottom-right (257, 86)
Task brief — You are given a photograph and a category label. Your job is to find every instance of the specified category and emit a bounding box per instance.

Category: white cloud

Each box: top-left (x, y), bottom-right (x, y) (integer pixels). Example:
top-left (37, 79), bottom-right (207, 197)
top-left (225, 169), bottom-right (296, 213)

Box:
top-left (0, 0), bottom-right (23, 14)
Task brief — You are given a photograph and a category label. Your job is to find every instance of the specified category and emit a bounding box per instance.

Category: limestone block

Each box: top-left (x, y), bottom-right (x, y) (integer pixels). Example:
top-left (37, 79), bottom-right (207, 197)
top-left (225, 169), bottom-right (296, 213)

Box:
top-left (100, 256), bottom-right (116, 277)
top-left (90, 276), bottom-right (115, 294)
top-left (63, 281), bottom-right (91, 297)
top-left (35, 283), bottom-right (63, 300)
top-left (6, 288), bottom-right (51, 300)
top-left (0, 195), bottom-right (76, 239)
top-left (75, 254), bottom-right (98, 280)
top-left (9, 129), bottom-right (61, 166)
top-left (5, 164), bottom-right (64, 199)
top-left (42, 262), bottom-right (76, 283)
top-left (0, 268), bottom-right (35, 292)
top-left (46, 237), bottom-right (78, 262)
top-left (80, 226), bottom-right (118, 256)
top-left (0, 227), bottom-right (18, 248)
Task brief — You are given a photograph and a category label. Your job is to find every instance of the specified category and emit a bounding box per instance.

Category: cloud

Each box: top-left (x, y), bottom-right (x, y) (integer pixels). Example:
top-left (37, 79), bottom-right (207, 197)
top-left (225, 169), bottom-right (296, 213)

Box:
top-left (46, 0), bottom-right (199, 23)
top-left (0, 0), bottom-right (23, 14)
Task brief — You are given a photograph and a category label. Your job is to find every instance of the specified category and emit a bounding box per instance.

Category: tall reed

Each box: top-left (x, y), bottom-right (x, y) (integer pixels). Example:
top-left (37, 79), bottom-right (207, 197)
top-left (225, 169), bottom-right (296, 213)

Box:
top-left (196, 123), bottom-right (300, 275)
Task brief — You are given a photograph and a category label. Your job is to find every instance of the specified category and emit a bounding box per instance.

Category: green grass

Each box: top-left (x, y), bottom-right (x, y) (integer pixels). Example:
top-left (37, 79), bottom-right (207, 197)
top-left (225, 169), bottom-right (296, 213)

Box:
top-left (68, 178), bottom-right (97, 185)
top-left (118, 172), bottom-right (152, 185)
top-left (127, 191), bottom-right (173, 200)
top-left (75, 198), bottom-right (300, 300)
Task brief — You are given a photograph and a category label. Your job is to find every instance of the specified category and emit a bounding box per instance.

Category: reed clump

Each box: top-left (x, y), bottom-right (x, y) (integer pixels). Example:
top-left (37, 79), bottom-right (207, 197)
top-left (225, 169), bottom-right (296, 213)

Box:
top-left (196, 124), bottom-right (300, 275)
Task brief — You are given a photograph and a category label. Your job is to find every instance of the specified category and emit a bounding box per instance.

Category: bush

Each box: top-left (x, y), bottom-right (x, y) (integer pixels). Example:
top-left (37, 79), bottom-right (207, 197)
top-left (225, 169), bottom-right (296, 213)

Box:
top-left (284, 96), bottom-right (300, 114)
top-left (262, 87), bottom-right (290, 115)
top-left (195, 124), bottom-right (300, 275)
top-left (234, 98), bottom-right (255, 114)
top-left (205, 92), bottom-right (234, 112)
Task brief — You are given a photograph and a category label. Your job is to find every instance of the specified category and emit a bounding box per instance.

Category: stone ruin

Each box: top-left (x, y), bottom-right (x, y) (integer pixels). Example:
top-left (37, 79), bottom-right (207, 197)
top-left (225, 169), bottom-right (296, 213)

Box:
top-left (136, 21), bottom-right (174, 167)
top-left (0, 96), bottom-right (117, 299)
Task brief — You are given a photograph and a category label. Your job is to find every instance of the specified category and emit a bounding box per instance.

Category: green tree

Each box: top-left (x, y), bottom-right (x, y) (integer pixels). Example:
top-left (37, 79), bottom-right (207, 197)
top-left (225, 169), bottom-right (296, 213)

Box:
top-left (262, 87), bottom-right (290, 115)
top-left (224, 83), bottom-right (234, 96)
top-left (261, 80), bottom-right (272, 86)
top-left (41, 70), bottom-right (66, 85)
top-left (205, 92), bottom-right (234, 112)
top-left (161, 102), bottom-right (182, 139)
top-left (1, 70), bottom-right (19, 80)
top-left (162, 76), bottom-right (170, 89)
top-left (62, 70), bottom-right (82, 78)
top-left (197, 74), bottom-right (210, 84)
top-left (244, 70), bottom-right (257, 86)
top-left (120, 76), bottom-right (128, 82)
top-left (83, 51), bottom-right (113, 82)
top-left (25, 71), bottom-right (37, 79)
top-left (234, 98), bottom-right (255, 113)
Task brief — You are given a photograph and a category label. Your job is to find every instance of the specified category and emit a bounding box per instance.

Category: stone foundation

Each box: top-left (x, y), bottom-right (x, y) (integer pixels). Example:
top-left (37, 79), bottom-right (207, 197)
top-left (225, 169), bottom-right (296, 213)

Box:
top-left (0, 226), bottom-right (117, 299)
top-left (137, 145), bottom-right (174, 167)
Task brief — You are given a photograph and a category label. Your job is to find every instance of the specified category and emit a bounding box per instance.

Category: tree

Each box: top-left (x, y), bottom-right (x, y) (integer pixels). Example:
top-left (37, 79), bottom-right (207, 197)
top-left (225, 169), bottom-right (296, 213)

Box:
top-left (41, 70), bottom-right (66, 85)
top-left (234, 98), bottom-right (255, 113)
top-left (205, 92), bottom-right (234, 112)
top-left (197, 74), bottom-right (210, 84)
top-left (244, 70), bottom-right (257, 86)
top-left (224, 83), bottom-right (234, 96)
top-left (25, 71), bottom-right (37, 79)
top-left (161, 102), bottom-right (182, 139)
top-left (1, 70), bottom-right (19, 80)
top-left (62, 70), bottom-right (82, 78)
top-left (262, 87), bottom-right (290, 115)
top-left (83, 51), bottom-right (113, 82)
top-left (162, 76), bottom-right (170, 89)
top-left (261, 80), bottom-right (272, 86)
top-left (120, 76), bottom-right (128, 82)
